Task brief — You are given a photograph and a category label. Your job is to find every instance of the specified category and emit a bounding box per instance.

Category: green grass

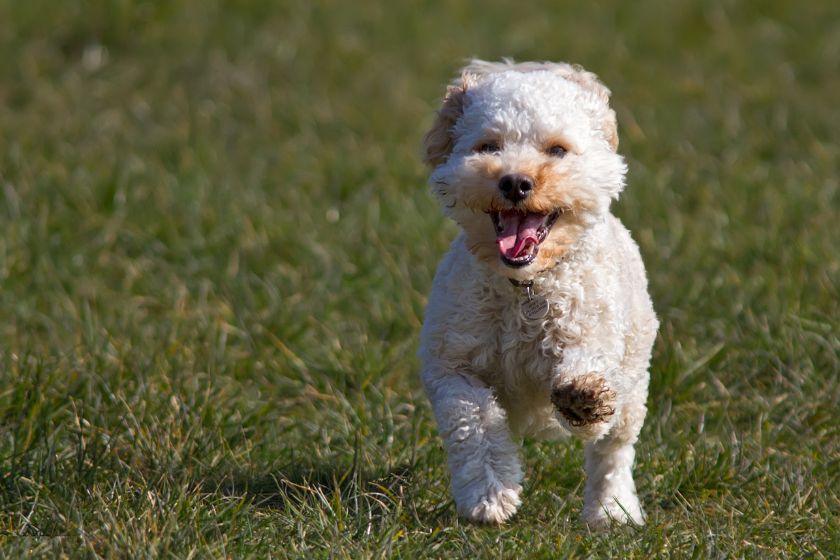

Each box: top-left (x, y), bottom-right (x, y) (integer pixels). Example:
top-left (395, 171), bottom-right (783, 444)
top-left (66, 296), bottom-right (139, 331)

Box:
top-left (1, 0), bottom-right (839, 557)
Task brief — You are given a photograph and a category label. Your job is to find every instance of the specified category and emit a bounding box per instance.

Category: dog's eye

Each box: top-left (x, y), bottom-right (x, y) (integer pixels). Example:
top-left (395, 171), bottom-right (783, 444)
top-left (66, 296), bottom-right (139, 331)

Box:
top-left (547, 145), bottom-right (568, 157)
top-left (475, 142), bottom-right (501, 154)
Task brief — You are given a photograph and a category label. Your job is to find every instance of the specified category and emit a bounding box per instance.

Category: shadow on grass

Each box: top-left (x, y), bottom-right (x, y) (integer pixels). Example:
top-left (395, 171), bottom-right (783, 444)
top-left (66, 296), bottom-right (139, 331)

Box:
top-left (202, 458), bottom-right (456, 530)
top-left (208, 461), bottom-right (415, 510)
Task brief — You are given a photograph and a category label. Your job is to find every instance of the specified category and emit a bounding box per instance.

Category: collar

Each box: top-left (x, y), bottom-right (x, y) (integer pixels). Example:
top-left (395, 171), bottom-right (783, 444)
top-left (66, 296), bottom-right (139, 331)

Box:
top-left (505, 236), bottom-right (580, 298)
top-left (508, 278), bottom-right (534, 289)
top-left (508, 277), bottom-right (537, 300)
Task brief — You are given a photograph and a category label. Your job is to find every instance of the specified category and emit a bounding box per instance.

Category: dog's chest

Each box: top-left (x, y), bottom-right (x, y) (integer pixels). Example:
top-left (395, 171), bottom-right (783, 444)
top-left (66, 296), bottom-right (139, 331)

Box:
top-left (467, 289), bottom-right (568, 393)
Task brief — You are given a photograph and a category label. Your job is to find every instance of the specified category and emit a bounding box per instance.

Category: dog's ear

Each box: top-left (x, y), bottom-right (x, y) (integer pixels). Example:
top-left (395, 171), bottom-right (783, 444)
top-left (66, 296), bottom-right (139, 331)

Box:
top-left (601, 108), bottom-right (619, 152)
top-left (555, 65), bottom-right (619, 151)
top-left (423, 78), bottom-right (471, 167)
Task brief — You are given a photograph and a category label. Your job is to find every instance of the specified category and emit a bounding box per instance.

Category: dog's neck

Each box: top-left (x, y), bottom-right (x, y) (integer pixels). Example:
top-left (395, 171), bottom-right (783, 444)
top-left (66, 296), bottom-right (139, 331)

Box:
top-left (505, 266), bottom-right (559, 302)
top-left (508, 277), bottom-right (537, 297)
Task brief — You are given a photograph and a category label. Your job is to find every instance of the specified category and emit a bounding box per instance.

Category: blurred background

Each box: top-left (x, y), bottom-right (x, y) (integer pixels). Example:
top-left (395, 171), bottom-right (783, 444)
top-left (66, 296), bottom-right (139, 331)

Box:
top-left (1, 1), bottom-right (838, 556)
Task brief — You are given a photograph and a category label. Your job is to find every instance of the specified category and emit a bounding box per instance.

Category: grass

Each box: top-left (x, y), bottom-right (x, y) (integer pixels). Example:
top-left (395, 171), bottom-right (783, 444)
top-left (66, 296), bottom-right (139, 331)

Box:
top-left (1, 0), bottom-right (838, 557)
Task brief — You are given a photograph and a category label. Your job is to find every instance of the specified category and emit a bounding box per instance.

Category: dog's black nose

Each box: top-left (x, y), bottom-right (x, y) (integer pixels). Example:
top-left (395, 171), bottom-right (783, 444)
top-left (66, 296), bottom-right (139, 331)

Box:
top-left (498, 173), bottom-right (534, 203)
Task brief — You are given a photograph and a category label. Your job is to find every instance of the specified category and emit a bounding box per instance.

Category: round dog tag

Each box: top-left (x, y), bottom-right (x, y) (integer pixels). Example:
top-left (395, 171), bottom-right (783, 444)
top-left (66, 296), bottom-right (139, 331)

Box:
top-left (521, 297), bottom-right (549, 321)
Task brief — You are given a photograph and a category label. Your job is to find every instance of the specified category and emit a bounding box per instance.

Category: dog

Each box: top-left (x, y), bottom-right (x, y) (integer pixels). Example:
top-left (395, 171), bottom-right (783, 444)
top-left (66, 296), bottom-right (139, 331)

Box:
top-left (418, 60), bottom-right (658, 527)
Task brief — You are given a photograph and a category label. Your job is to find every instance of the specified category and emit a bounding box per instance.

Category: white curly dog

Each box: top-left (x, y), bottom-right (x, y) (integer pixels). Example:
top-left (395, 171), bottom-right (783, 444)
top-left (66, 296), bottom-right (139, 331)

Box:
top-left (418, 60), bottom-right (658, 527)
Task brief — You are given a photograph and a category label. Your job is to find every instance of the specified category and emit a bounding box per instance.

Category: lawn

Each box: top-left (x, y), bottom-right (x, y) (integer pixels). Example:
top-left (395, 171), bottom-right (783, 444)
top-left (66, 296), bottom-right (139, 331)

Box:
top-left (1, 0), bottom-right (838, 557)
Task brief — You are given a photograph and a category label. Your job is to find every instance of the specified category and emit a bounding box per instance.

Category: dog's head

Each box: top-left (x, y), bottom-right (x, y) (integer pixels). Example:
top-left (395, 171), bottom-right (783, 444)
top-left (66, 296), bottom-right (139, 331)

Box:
top-left (423, 60), bottom-right (627, 280)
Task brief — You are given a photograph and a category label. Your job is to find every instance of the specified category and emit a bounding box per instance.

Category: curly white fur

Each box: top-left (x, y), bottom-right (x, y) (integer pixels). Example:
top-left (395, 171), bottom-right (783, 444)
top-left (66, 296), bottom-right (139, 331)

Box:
top-left (419, 60), bottom-right (658, 527)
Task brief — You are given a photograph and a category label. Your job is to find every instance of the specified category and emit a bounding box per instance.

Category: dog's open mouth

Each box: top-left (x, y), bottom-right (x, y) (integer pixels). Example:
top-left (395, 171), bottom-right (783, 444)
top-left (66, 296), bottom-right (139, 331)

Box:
top-left (490, 209), bottom-right (560, 268)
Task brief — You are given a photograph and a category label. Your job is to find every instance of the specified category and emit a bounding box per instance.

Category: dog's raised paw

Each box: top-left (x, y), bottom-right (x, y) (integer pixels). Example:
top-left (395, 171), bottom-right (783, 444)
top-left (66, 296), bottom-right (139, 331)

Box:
top-left (551, 374), bottom-right (616, 426)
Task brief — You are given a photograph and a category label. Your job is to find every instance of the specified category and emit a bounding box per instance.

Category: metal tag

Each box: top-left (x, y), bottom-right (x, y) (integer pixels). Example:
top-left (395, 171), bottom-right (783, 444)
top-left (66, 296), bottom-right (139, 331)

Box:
top-left (520, 284), bottom-right (549, 321)
top-left (521, 297), bottom-right (549, 321)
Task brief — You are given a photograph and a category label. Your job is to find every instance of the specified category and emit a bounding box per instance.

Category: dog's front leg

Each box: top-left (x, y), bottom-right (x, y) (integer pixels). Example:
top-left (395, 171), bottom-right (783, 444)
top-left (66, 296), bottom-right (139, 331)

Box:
top-left (550, 347), bottom-right (646, 527)
top-left (423, 368), bottom-right (523, 524)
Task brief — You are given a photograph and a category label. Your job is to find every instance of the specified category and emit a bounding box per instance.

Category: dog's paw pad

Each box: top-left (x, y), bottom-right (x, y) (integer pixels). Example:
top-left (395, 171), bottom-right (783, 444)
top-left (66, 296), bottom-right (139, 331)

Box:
top-left (551, 374), bottom-right (616, 426)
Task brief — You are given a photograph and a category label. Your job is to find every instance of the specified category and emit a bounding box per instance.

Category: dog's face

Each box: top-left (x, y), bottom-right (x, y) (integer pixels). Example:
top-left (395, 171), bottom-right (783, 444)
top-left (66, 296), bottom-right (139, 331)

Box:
top-left (424, 61), bottom-right (627, 280)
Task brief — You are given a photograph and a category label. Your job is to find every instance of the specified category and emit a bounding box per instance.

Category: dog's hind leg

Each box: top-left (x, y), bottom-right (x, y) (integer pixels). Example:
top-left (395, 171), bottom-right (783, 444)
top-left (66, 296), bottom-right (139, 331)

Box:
top-left (580, 399), bottom-right (647, 527)
top-left (577, 315), bottom-right (657, 527)
top-left (422, 369), bottom-right (523, 524)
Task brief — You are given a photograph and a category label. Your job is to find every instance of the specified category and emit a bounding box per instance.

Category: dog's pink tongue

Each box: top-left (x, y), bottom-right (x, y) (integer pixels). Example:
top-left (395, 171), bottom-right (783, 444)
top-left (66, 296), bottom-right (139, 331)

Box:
top-left (496, 211), bottom-right (543, 258)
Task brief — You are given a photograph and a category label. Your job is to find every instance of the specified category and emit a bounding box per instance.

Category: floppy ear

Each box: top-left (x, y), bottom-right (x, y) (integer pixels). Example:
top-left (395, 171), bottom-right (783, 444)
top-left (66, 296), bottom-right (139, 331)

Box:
top-left (554, 64), bottom-right (619, 151)
top-left (602, 108), bottom-right (619, 152)
top-left (586, 105), bottom-right (619, 152)
top-left (422, 82), bottom-right (468, 167)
